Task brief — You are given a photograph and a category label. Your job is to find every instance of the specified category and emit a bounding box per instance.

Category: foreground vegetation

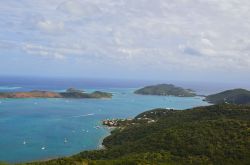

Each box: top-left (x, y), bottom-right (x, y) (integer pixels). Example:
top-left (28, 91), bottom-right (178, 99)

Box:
top-left (19, 104), bottom-right (250, 165)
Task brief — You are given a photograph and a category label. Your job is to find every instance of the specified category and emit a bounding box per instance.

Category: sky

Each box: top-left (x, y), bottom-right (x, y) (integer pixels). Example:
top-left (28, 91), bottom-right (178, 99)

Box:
top-left (0, 0), bottom-right (250, 83)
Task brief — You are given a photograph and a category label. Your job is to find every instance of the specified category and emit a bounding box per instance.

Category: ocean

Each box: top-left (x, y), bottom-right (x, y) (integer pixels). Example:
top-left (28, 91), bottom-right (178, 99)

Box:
top-left (0, 76), bottom-right (244, 163)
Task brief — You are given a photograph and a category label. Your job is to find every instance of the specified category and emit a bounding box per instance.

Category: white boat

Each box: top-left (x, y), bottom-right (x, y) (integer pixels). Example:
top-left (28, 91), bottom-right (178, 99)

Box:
top-left (41, 146), bottom-right (46, 150)
top-left (23, 141), bottom-right (26, 145)
top-left (95, 126), bottom-right (101, 129)
top-left (64, 138), bottom-right (68, 143)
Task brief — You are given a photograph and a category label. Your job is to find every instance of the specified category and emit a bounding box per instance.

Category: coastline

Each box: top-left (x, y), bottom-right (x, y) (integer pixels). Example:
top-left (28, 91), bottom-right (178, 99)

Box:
top-left (19, 122), bottom-right (113, 164)
top-left (97, 128), bottom-right (111, 150)
top-left (0, 89), bottom-right (113, 99)
top-left (0, 89), bottom-right (209, 163)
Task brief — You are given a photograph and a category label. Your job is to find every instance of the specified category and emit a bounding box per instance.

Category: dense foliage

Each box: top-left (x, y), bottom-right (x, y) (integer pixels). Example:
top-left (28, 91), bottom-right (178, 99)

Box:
top-left (134, 84), bottom-right (196, 97)
top-left (60, 90), bottom-right (112, 99)
top-left (205, 88), bottom-right (250, 105)
top-left (21, 104), bottom-right (250, 165)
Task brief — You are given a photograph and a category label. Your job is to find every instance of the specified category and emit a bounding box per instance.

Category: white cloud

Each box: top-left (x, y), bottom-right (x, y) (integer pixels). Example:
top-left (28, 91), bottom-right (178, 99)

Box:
top-left (0, 0), bottom-right (250, 77)
top-left (37, 20), bottom-right (64, 33)
top-left (57, 0), bottom-right (101, 18)
top-left (201, 38), bottom-right (213, 47)
top-left (22, 43), bottom-right (65, 59)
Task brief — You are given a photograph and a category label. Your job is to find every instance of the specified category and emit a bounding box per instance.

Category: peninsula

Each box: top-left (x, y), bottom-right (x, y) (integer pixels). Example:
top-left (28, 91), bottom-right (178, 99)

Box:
top-left (205, 88), bottom-right (250, 105)
top-left (0, 88), bottom-right (112, 99)
top-left (23, 104), bottom-right (250, 165)
top-left (134, 84), bottom-right (196, 97)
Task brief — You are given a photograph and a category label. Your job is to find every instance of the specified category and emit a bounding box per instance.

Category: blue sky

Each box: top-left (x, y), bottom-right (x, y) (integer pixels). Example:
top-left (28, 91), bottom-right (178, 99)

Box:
top-left (0, 0), bottom-right (249, 82)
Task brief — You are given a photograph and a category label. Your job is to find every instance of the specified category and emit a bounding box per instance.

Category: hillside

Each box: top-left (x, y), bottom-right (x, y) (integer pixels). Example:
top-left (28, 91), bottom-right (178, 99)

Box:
top-left (205, 88), bottom-right (250, 105)
top-left (23, 104), bottom-right (250, 165)
top-left (134, 84), bottom-right (196, 97)
top-left (0, 88), bottom-right (112, 99)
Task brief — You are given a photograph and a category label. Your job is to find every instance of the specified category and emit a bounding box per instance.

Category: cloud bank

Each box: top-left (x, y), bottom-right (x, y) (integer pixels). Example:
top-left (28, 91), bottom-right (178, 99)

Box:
top-left (0, 0), bottom-right (249, 81)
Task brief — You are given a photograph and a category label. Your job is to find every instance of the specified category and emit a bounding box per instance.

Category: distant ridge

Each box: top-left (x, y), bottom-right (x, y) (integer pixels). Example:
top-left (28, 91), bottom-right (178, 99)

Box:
top-left (134, 84), bottom-right (196, 97)
top-left (0, 88), bottom-right (112, 99)
top-left (205, 88), bottom-right (250, 105)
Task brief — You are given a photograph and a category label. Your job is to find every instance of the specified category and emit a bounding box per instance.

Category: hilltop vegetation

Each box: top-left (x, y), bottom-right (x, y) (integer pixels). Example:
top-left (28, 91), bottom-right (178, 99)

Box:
top-left (0, 88), bottom-right (112, 99)
top-left (60, 89), bottom-right (112, 99)
top-left (205, 88), bottom-right (250, 105)
top-left (134, 84), bottom-right (196, 97)
top-left (23, 104), bottom-right (250, 165)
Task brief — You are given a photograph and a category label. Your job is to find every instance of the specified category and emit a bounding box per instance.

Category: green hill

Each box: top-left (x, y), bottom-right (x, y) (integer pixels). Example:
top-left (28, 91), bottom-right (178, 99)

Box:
top-left (134, 84), bottom-right (196, 97)
top-left (60, 90), bottom-right (112, 99)
top-left (23, 104), bottom-right (250, 165)
top-left (205, 88), bottom-right (250, 105)
top-left (0, 88), bottom-right (112, 99)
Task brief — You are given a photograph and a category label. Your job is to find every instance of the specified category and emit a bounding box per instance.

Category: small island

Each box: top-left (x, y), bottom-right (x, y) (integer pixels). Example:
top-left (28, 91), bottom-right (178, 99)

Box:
top-left (205, 88), bottom-right (250, 105)
top-left (134, 84), bottom-right (196, 97)
top-left (0, 88), bottom-right (112, 99)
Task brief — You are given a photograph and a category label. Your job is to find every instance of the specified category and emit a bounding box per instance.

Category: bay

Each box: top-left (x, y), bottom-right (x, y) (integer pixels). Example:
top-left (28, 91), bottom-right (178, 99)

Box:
top-left (0, 81), bottom-right (210, 163)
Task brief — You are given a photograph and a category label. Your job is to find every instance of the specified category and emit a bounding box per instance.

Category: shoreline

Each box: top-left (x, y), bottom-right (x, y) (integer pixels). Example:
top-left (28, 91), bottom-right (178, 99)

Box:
top-left (14, 123), bottom-right (113, 164)
top-left (0, 94), bottom-right (209, 164)
top-left (0, 89), bottom-right (113, 99)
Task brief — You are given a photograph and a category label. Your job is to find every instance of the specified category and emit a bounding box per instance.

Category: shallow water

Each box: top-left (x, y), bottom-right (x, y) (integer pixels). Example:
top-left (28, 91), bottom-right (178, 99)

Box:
top-left (0, 87), bottom-right (209, 163)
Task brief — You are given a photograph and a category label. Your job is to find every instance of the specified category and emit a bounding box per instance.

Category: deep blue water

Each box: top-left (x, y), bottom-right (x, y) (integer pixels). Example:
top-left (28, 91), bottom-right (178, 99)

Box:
top-left (0, 77), bottom-right (224, 163)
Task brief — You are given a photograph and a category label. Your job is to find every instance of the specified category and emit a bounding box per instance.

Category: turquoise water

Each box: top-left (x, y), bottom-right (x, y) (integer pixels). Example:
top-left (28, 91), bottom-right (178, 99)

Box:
top-left (0, 88), bottom-right (209, 163)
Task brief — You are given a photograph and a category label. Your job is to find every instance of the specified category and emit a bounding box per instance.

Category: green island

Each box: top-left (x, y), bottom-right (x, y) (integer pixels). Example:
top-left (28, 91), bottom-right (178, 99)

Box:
top-left (0, 88), bottom-right (112, 99)
top-left (16, 103), bottom-right (250, 165)
top-left (205, 88), bottom-right (250, 105)
top-left (134, 84), bottom-right (196, 97)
